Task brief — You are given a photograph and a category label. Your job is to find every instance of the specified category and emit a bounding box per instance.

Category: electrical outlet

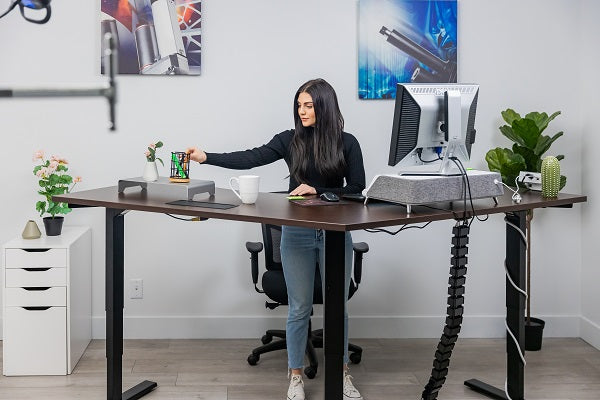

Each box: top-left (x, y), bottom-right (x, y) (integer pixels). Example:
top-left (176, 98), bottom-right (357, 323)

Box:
top-left (129, 279), bottom-right (143, 299)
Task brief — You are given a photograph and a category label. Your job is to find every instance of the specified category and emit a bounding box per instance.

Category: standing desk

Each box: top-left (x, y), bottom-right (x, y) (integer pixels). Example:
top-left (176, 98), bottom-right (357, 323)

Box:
top-left (54, 187), bottom-right (586, 400)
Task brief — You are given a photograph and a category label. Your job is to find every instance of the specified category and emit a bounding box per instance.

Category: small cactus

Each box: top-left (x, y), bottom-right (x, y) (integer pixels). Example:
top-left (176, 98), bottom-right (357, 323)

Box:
top-left (541, 156), bottom-right (560, 198)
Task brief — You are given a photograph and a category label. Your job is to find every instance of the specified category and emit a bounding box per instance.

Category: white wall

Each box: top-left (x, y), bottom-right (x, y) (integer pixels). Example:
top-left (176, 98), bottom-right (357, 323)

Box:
top-left (580, 0), bottom-right (600, 349)
top-left (0, 0), bottom-right (590, 340)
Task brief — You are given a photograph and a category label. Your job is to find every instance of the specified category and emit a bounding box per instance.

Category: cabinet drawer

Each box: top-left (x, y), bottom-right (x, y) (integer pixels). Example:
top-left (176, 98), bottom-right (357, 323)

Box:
top-left (5, 287), bottom-right (66, 307)
top-left (4, 248), bottom-right (67, 269)
top-left (3, 306), bottom-right (67, 375)
top-left (5, 267), bottom-right (66, 287)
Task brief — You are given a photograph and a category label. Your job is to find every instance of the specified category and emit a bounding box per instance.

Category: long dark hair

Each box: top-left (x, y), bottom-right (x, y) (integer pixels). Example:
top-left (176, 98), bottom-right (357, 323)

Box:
top-left (290, 78), bottom-right (346, 184)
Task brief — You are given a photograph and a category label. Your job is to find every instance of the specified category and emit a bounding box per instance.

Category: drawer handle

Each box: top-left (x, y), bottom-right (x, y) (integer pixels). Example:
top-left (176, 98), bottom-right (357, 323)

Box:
top-left (24, 268), bottom-right (51, 272)
top-left (22, 287), bottom-right (51, 291)
top-left (22, 248), bottom-right (51, 253)
top-left (22, 306), bottom-right (51, 311)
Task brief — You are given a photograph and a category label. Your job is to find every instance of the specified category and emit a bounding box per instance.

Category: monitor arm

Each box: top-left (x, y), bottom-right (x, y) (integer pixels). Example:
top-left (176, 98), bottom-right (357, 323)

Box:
top-left (440, 90), bottom-right (469, 175)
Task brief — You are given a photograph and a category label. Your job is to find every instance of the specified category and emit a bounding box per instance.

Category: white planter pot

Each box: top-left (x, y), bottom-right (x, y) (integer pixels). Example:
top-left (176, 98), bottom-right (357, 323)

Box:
top-left (142, 161), bottom-right (158, 182)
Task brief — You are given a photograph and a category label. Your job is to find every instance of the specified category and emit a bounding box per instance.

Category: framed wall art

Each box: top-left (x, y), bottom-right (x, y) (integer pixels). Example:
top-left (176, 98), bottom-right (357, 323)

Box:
top-left (100, 0), bottom-right (201, 75)
top-left (359, 0), bottom-right (458, 99)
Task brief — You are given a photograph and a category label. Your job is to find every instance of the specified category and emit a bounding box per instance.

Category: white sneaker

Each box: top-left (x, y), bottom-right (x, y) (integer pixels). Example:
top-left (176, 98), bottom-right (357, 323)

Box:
top-left (343, 370), bottom-right (363, 400)
top-left (287, 374), bottom-right (305, 400)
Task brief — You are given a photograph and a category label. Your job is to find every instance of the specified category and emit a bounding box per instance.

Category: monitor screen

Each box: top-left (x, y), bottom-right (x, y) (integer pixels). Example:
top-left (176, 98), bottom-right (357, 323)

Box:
top-left (388, 83), bottom-right (479, 175)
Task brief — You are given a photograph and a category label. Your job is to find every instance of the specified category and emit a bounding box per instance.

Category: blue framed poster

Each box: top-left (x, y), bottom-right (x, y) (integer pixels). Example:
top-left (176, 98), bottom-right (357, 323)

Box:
top-left (358, 0), bottom-right (458, 99)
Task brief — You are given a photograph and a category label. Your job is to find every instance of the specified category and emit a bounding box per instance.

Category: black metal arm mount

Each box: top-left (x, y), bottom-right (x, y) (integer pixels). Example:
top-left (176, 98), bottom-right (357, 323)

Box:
top-left (0, 32), bottom-right (117, 130)
top-left (421, 222), bottom-right (470, 400)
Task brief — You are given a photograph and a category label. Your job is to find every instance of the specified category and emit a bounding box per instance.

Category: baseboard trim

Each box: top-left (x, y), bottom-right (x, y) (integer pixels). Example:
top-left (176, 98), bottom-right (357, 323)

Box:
top-left (580, 316), bottom-right (600, 350)
top-left (90, 314), bottom-right (582, 339)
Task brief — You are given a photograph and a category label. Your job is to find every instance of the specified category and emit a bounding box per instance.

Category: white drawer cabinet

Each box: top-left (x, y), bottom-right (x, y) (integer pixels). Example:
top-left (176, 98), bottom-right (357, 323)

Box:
top-left (2, 227), bottom-right (91, 376)
top-left (5, 248), bottom-right (67, 269)
top-left (5, 268), bottom-right (66, 287)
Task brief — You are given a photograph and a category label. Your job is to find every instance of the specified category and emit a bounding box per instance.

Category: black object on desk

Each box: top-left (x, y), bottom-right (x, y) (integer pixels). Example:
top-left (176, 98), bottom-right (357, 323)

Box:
top-left (290, 198), bottom-right (350, 206)
top-left (342, 193), bottom-right (366, 202)
top-left (320, 192), bottom-right (340, 202)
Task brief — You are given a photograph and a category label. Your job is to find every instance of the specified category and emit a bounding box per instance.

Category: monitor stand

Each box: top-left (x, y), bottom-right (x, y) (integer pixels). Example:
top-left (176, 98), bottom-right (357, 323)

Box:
top-left (364, 170), bottom-right (504, 214)
top-left (118, 177), bottom-right (215, 200)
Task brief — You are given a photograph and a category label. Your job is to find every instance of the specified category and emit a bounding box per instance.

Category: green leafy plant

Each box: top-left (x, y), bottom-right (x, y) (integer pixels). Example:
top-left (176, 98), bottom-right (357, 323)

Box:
top-left (486, 109), bottom-right (568, 336)
top-left (145, 141), bottom-right (164, 166)
top-left (32, 150), bottom-right (81, 218)
top-left (485, 109), bottom-right (566, 189)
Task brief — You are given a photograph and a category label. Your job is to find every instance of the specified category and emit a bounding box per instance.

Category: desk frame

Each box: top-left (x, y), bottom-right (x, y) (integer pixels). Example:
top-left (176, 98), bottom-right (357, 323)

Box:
top-left (463, 211), bottom-right (526, 400)
top-left (104, 207), bottom-right (348, 399)
top-left (55, 188), bottom-right (585, 400)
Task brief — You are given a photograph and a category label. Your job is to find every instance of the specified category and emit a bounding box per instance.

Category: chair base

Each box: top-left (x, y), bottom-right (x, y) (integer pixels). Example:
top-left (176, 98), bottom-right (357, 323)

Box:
top-left (247, 322), bottom-right (362, 379)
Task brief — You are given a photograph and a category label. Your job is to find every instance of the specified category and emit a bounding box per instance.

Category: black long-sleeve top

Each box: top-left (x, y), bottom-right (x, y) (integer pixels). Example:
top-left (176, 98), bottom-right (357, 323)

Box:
top-left (204, 129), bottom-right (366, 195)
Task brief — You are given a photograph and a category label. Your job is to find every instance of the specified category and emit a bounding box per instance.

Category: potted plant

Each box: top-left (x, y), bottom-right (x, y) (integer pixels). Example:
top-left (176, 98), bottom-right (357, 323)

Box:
top-left (143, 141), bottom-right (164, 182)
top-left (32, 150), bottom-right (82, 236)
top-left (485, 109), bottom-right (567, 351)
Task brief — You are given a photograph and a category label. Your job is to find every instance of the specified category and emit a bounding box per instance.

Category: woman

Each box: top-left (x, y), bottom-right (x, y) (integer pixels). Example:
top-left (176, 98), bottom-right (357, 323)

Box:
top-left (187, 78), bottom-right (365, 400)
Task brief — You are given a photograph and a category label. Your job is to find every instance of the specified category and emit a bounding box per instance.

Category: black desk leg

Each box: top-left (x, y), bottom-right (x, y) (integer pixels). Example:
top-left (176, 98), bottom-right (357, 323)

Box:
top-left (106, 208), bottom-right (157, 400)
top-left (465, 211), bottom-right (526, 400)
top-left (324, 230), bottom-right (346, 400)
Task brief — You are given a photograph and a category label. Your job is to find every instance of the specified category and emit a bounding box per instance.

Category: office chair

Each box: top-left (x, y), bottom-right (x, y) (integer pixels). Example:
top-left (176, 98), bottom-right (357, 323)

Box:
top-left (245, 224), bottom-right (369, 379)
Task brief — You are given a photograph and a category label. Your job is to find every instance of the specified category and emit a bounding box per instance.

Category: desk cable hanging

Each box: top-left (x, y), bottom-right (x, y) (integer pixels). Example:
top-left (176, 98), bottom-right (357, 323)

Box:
top-left (495, 177), bottom-right (523, 204)
top-left (417, 214), bottom-right (528, 400)
top-left (501, 216), bottom-right (528, 400)
top-left (367, 212), bottom-right (528, 399)
top-left (420, 220), bottom-right (469, 400)
top-left (164, 213), bottom-right (206, 222)
top-left (449, 157), bottom-right (490, 226)
top-left (363, 221), bottom-right (432, 235)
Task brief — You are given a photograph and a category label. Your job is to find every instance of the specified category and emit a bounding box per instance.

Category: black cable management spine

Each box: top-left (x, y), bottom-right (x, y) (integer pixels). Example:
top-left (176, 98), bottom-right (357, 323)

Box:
top-left (421, 222), bottom-right (470, 400)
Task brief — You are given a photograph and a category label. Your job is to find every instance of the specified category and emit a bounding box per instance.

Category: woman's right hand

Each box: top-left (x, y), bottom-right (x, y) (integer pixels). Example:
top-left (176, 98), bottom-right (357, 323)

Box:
top-left (186, 146), bottom-right (207, 163)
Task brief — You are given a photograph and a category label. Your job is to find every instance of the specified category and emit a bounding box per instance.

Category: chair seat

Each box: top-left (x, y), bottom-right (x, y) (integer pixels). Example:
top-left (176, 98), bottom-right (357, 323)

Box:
top-left (261, 269), bottom-right (357, 306)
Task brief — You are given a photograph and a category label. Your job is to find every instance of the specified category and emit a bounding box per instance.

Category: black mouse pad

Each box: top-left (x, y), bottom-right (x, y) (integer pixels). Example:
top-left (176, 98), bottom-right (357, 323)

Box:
top-left (167, 200), bottom-right (238, 209)
top-left (289, 199), bottom-right (350, 206)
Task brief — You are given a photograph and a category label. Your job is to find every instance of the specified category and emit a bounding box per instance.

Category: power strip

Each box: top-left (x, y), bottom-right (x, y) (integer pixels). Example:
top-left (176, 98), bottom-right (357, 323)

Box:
top-left (518, 171), bottom-right (541, 191)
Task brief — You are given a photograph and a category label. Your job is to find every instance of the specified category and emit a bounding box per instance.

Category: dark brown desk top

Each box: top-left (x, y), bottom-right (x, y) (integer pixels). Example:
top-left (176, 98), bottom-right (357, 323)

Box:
top-left (54, 187), bottom-right (587, 232)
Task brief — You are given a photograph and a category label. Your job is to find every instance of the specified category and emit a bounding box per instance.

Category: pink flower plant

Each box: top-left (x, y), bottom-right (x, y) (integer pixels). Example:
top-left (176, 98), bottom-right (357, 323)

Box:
top-left (32, 150), bottom-right (82, 218)
top-left (146, 141), bottom-right (164, 165)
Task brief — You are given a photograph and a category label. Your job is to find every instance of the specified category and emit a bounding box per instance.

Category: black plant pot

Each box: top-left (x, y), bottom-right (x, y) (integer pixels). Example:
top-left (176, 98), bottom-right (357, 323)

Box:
top-left (43, 216), bottom-right (64, 236)
top-left (524, 317), bottom-right (545, 351)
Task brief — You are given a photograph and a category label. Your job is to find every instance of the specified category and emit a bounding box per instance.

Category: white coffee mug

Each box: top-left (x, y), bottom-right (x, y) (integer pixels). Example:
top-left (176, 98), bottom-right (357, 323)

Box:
top-left (229, 175), bottom-right (260, 204)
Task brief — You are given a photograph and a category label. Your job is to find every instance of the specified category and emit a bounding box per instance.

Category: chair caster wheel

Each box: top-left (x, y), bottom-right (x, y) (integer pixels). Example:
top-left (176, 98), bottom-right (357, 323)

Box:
top-left (261, 334), bottom-right (273, 344)
top-left (247, 353), bottom-right (260, 366)
top-left (304, 366), bottom-right (317, 379)
top-left (349, 352), bottom-right (362, 364)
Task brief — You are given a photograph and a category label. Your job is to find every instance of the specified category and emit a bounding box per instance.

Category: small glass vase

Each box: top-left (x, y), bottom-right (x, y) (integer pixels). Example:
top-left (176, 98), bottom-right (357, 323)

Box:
top-left (143, 161), bottom-right (159, 182)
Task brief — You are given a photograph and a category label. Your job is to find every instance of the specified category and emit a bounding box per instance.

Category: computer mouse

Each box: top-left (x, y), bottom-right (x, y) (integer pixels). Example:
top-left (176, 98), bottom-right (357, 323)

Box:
top-left (320, 192), bottom-right (339, 202)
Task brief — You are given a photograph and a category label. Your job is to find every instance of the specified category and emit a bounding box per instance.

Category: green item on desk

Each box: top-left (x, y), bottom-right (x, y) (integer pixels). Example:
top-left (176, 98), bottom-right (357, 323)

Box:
top-left (172, 153), bottom-right (186, 178)
top-left (287, 196), bottom-right (305, 200)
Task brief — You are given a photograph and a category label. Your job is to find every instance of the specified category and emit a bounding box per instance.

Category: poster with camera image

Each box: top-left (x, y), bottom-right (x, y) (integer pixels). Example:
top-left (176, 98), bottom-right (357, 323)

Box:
top-left (100, 0), bottom-right (201, 75)
top-left (358, 0), bottom-right (457, 99)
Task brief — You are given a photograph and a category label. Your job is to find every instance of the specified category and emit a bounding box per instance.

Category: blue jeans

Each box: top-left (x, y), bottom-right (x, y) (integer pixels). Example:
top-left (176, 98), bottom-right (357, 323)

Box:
top-left (280, 225), bottom-right (353, 370)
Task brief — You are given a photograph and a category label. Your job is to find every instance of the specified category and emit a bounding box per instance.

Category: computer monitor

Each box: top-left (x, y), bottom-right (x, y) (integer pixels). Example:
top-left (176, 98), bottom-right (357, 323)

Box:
top-left (388, 83), bottom-right (479, 175)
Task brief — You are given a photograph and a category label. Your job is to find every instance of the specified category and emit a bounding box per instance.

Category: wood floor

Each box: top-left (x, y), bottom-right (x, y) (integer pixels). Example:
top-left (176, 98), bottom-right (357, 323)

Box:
top-left (0, 338), bottom-right (599, 399)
